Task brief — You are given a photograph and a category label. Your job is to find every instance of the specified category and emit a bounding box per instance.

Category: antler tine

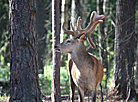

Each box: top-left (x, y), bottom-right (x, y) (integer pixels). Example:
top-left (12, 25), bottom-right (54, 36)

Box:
top-left (62, 21), bottom-right (74, 36)
top-left (70, 22), bottom-right (78, 38)
top-left (87, 20), bottom-right (103, 35)
top-left (87, 20), bottom-right (104, 49)
top-left (77, 17), bottom-right (82, 34)
top-left (70, 18), bottom-right (84, 39)
top-left (75, 17), bottom-right (86, 38)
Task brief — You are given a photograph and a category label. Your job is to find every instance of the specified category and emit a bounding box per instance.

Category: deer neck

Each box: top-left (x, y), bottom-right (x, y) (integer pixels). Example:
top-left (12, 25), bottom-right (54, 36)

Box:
top-left (70, 43), bottom-right (90, 69)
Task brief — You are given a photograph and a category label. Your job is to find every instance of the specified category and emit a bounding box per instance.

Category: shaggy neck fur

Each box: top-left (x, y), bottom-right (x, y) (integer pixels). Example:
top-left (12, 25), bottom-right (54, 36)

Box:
top-left (70, 42), bottom-right (94, 70)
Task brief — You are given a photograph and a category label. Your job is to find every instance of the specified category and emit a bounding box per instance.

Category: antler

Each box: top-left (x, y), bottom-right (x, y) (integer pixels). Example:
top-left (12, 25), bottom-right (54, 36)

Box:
top-left (62, 11), bottom-right (104, 48)
top-left (87, 20), bottom-right (104, 49)
top-left (78, 11), bottom-right (104, 49)
top-left (62, 22), bottom-right (74, 36)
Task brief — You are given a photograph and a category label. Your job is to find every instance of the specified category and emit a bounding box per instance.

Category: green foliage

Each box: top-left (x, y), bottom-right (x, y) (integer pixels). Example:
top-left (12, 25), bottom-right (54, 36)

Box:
top-left (39, 64), bottom-right (70, 95)
top-left (0, 67), bottom-right (10, 81)
top-left (45, 30), bottom-right (53, 65)
top-left (60, 66), bottom-right (69, 85)
top-left (39, 65), bottom-right (52, 95)
top-left (133, 98), bottom-right (135, 102)
top-left (0, 93), bottom-right (9, 102)
top-left (0, 0), bottom-right (10, 68)
top-left (60, 66), bottom-right (70, 94)
top-left (0, 55), bottom-right (4, 66)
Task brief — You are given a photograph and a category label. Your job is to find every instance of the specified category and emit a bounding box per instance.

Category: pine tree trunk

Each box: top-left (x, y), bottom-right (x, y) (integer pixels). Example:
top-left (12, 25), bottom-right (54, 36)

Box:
top-left (97, 0), bottom-right (109, 88)
top-left (60, 0), bottom-right (68, 66)
top-left (71, 0), bottom-right (77, 30)
top-left (61, 0), bottom-right (65, 42)
top-left (103, 0), bottom-right (109, 89)
top-left (61, 0), bottom-right (68, 42)
top-left (45, 0), bottom-right (52, 64)
top-left (51, 0), bottom-right (61, 101)
top-left (113, 0), bottom-right (137, 100)
top-left (9, 0), bottom-right (42, 101)
top-left (36, 0), bottom-right (46, 74)
top-left (136, 37), bottom-right (138, 84)
top-left (136, 7), bottom-right (138, 87)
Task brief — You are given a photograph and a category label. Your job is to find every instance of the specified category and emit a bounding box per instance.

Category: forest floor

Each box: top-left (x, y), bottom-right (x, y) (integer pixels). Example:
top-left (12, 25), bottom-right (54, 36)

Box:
top-left (41, 95), bottom-right (125, 102)
top-left (40, 87), bottom-right (138, 102)
top-left (0, 94), bottom-right (137, 102)
top-left (0, 88), bottom-right (138, 102)
top-left (0, 95), bottom-right (125, 102)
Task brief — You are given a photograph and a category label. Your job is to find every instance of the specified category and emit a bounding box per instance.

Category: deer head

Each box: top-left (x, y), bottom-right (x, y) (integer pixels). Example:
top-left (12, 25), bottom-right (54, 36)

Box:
top-left (55, 11), bottom-right (104, 53)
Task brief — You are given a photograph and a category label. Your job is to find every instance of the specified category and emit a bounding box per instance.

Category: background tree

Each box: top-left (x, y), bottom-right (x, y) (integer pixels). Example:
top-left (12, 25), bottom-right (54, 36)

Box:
top-left (95, 0), bottom-right (109, 100)
top-left (9, 0), bottom-right (42, 101)
top-left (113, 0), bottom-right (138, 100)
top-left (71, 0), bottom-right (77, 30)
top-left (36, 0), bottom-right (46, 74)
top-left (136, 0), bottom-right (138, 87)
top-left (45, 0), bottom-right (52, 65)
top-left (51, 0), bottom-right (61, 101)
top-left (60, 0), bottom-right (69, 66)
top-left (61, 0), bottom-right (68, 42)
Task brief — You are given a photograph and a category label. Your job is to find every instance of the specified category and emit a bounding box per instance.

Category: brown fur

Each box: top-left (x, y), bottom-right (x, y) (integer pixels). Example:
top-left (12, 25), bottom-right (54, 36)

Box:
top-left (68, 52), bottom-right (103, 102)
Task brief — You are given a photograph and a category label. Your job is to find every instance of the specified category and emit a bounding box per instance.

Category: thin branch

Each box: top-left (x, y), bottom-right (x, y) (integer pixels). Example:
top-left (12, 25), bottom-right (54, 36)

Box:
top-left (0, 42), bottom-right (9, 53)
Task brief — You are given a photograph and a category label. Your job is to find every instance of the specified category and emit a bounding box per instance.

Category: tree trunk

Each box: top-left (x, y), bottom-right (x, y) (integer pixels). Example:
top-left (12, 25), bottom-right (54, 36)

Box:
top-left (97, 0), bottom-right (109, 88)
top-left (113, 0), bottom-right (137, 100)
top-left (71, 0), bottom-right (87, 30)
top-left (97, 0), bottom-right (103, 62)
top-left (103, 0), bottom-right (109, 89)
top-left (9, 0), bottom-right (42, 101)
top-left (61, 0), bottom-right (65, 42)
top-left (36, 0), bottom-right (46, 74)
top-left (51, 0), bottom-right (61, 101)
top-left (61, 0), bottom-right (68, 42)
top-left (136, 4), bottom-right (138, 88)
top-left (60, 0), bottom-right (68, 66)
top-left (45, 0), bottom-right (52, 65)
top-left (136, 34), bottom-right (138, 85)
top-left (71, 0), bottom-right (77, 30)
top-left (77, 0), bottom-right (87, 28)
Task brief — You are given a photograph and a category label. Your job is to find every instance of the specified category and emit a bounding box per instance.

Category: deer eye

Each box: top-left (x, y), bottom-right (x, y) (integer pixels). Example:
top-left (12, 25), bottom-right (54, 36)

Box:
top-left (66, 40), bottom-right (71, 43)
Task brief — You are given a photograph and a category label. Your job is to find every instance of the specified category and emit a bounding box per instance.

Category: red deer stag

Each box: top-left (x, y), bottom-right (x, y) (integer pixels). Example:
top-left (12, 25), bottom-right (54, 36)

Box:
top-left (55, 11), bottom-right (104, 102)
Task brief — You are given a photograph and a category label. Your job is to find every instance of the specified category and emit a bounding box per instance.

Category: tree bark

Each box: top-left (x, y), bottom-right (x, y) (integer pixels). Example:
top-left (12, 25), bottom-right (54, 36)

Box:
top-left (61, 0), bottom-right (68, 42)
top-left (113, 0), bottom-right (137, 100)
top-left (9, 0), bottom-right (42, 101)
top-left (136, 34), bottom-right (138, 84)
top-left (60, 0), bottom-right (68, 66)
top-left (97, 0), bottom-right (109, 88)
top-left (136, 6), bottom-right (138, 87)
top-left (36, 0), bottom-right (46, 74)
top-left (51, 0), bottom-right (61, 101)
top-left (45, 0), bottom-right (52, 65)
top-left (71, 0), bottom-right (77, 30)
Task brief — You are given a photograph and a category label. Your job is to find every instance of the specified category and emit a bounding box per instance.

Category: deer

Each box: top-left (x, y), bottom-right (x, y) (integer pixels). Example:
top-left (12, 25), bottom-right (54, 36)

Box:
top-left (55, 11), bottom-right (104, 102)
